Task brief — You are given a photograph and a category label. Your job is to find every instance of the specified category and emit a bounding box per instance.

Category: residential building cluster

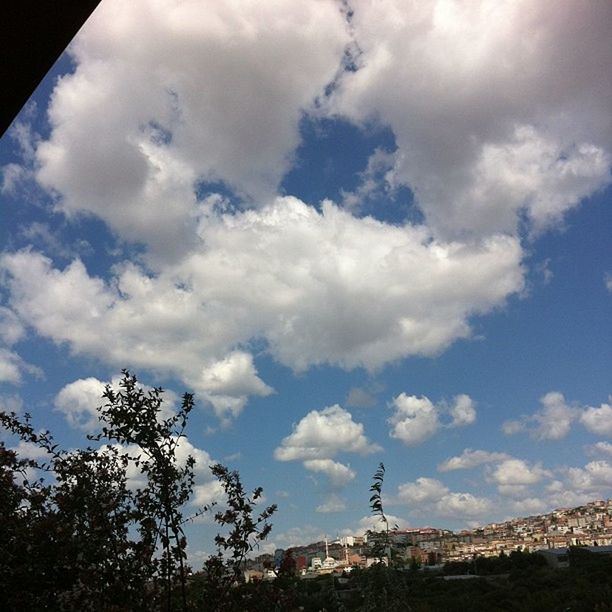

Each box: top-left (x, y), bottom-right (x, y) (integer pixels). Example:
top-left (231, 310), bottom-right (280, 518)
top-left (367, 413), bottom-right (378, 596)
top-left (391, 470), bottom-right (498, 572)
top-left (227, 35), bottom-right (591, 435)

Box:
top-left (245, 499), bottom-right (612, 578)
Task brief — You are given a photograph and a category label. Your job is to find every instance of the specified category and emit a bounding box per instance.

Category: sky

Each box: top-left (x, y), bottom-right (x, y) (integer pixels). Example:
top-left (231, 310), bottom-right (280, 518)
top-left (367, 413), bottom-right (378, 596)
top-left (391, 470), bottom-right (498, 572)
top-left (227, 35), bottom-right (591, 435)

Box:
top-left (0, 0), bottom-right (611, 561)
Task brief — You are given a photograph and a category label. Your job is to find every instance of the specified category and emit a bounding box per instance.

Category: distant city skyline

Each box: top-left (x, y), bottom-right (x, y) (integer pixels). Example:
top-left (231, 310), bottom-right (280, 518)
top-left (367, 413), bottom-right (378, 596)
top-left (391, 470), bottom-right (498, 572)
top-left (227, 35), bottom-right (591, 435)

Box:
top-left (0, 0), bottom-right (610, 562)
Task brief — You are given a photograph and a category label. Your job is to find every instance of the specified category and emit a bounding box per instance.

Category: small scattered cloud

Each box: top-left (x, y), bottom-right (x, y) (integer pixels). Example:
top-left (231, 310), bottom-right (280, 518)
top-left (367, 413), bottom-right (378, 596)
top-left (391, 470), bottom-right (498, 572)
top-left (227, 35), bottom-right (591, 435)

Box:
top-left (54, 377), bottom-right (107, 431)
top-left (580, 400), bottom-right (612, 437)
top-left (396, 477), bottom-right (450, 505)
top-left (490, 459), bottom-right (552, 495)
top-left (340, 148), bottom-right (397, 212)
top-left (448, 394), bottom-right (477, 428)
top-left (502, 392), bottom-right (612, 440)
top-left (316, 494), bottom-right (347, 513)
top-left (534, 258), bottom-right (554, 285)
top-left (274, 405), bottom-right (380, 488)
top-left (356, 513), bottom-right (411, 535)
top-left (54, 375), bottom-right (179, 432)
top-left (605, 272), bottom-right (612, 293)
top-left (192, 351), bottom-right (274, 422)
top-left (0, 348), bottom-right (41, 385)
top-left (392, 476), bottom-right (492, 520)
top-left (388, 393), bottom-right (476, 446)
top-left (345, 386), bottom-right (377, 409)
top-left (566, 460), bottom-right (612, 492)
top-left (0, 393), bottom-right (24, 415)
top-left (303, 459), bottom-right (355, 488)
top-left (588, 441), bottom-right (612, 457)
top-left (438, 448), bottom-right (511, 472)
top-left (275, 405), bottom-right (381, 462)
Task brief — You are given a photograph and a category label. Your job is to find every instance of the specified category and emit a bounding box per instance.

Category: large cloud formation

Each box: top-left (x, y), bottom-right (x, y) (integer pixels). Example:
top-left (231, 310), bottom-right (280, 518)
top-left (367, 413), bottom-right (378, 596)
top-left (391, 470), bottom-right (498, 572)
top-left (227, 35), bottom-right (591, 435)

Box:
top-left (1, 200), bottom-right (522, 417)
top-left (332, 0), bottom-right (611, 239)
top-left (2, 0), bottom-right (610, 424)
top-left (35, 0), bottom-right (350, 262)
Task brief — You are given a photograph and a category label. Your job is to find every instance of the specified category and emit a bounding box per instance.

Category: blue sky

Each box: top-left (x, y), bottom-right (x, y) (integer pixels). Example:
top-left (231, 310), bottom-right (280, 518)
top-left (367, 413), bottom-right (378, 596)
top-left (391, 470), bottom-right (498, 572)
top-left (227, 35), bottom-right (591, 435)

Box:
top-left (1, 0), bottom-right (611, 559)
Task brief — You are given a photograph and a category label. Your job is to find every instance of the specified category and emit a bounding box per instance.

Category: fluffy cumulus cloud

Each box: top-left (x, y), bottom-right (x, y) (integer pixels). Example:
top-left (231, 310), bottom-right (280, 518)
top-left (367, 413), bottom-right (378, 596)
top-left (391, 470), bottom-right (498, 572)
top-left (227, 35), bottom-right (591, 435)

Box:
top-left (356, 513), bottom-right (410, 535)
top-left (438, 448), bottom-right (510, 472)
top-left (490, 459), bottom-right (551, 498)
top-left (34, 0), bottom-right (350, 262)
top-left (393, 477), bottom-right (492, 520)
top-left (0, 207), bottom-right (521, 418)
top-left (388, 393), bottom-right (476, 446)
top-left (303, 459), bottom-right (356, 488)
top-left (193, 352), bottom-right (274, 422)
top-left (503, 392), bottom-right (612, 440)
top-left (566, 461), bottom-right (612, 493)
top-left (396, 477), bottom-right (450, 505)
top-left (54, 374), bottom-right (179, 431)
top-left (332, 0), bottom-right (612, 239)
top-left (448, 394), bottom-right (477, 427)
top-left (275, 405), bottom-right (379, 461)
top-left (274, 404), bottom-right (379, 488)
top-left (580, 400), bottom-right (612, 437)
top-left (100, 435), bottom-right (218, 506)
top-left (54, 377), bottom-right (107, 431)
top-left (590, 442), bottom-right (612, 457)
top-left (503, 392), bottom-right (577, 440)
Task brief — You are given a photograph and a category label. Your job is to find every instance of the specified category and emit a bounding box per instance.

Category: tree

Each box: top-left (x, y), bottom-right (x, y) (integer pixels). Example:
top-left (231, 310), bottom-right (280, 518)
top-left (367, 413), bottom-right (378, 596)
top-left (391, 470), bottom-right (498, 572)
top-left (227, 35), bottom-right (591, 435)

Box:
top-left (0, 370), bottom-right (279, 611)
top-left (190, 464), bottom-right (278, 612)
top-left (92, 371), bottom-right (197, 610)
top-left (0, 411), bottom-right (158, 610)
top-left (368, 462), bottom-right (390, 561)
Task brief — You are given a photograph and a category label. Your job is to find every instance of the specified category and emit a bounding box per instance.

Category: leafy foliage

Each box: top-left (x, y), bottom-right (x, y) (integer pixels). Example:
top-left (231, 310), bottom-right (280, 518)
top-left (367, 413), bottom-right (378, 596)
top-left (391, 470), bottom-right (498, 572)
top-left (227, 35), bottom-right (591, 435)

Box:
top-left (191, 464), bottom-right (278, 611)
top-left (0, 370), bottom-right (278, 611)
top-left (368, 462), bottom-right (391, 561)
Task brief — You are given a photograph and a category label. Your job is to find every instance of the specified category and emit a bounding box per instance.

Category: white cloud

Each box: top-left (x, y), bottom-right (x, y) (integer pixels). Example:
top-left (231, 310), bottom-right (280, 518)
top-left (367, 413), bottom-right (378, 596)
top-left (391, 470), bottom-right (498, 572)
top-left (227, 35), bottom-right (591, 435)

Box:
top-left (1, 201), bottom-right (523, 417)
top-left (393, 476), bottom-right (492, 520)
top-left (0, 394), bottom-right (24, 414)
top-left (54, 377), bottom-right (106, 431)
top-left (33, 0), bottom-right (349, 262)
top-left (274, 405), bottom-right (380, 462)
top-left (533, 392), bottom-right (577, 440)
top-left (356, 513), bottom-right (410, 535)
top-left (566, 461), bottom-right (612, 492)
top-left (605, 273), bottom-right (612, 293)
top-left (491, 459), bottom-right (551, 489)
top-left (434, 493), bottom-right (492, 519)
top-left (388, 393), bottom-right (476, 446)
top-left (303, 459), bottom-right (355, 489)
top-left (589, 441), bottom-right (612, 457)
top-left (316, 494), bottom-right (347, 513)
top-left (0, 349), bottom-right (25, 385)
top-left (396, 477), bottom-right (449, 504)
top-left (388, 395), bottom-right (439, 446)
top-left (332, 0), bottom-right (612, 239)
top-left (345, 386), bottom-right (377, 409)
top-left (580, 401), bottom-right (612, 437)
top-left (54, 375), bottom-right (180, 431)
top-left (501, 419), bottom-right (523, 435)
top-left (508, 497), bottom-right (548, 516)
top-left (448, 394), bottom-right (476, 427)
top-left (269, 525), bottom-right (326, 550)
top-left (438, 448), bottom-right (510, 472)
top-left (502, 391), bottom-right (578, 440)
top-left (99, 434), bottom-right (217, 506)
top-left (193, 352), bottom-right (274, 421)
top-left (0, 307), bottom-right (25, 345)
